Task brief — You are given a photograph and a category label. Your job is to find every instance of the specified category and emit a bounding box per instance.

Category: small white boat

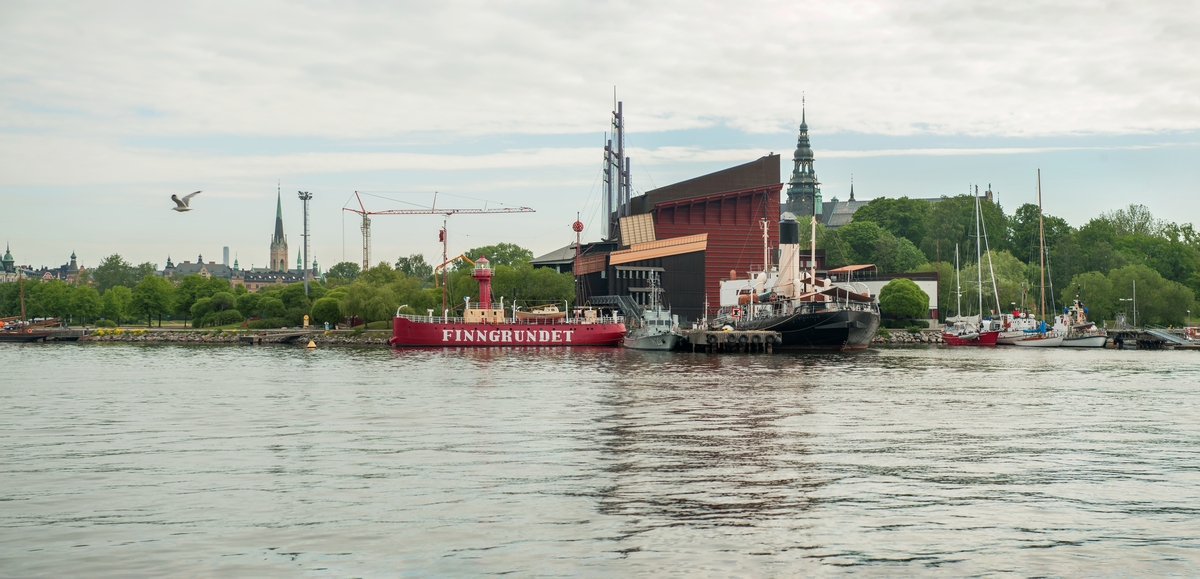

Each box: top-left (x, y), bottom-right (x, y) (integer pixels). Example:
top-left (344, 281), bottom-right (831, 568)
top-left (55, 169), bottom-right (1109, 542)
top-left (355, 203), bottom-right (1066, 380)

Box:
top-left (1053, 300), bottom-right (1109, 348)
top-left (622, 273), bottom-right (683, 351)
top-left (1061, 335), bottom-right (1108, 348)
top-left (1011, 334), bottom-right (1064, 347)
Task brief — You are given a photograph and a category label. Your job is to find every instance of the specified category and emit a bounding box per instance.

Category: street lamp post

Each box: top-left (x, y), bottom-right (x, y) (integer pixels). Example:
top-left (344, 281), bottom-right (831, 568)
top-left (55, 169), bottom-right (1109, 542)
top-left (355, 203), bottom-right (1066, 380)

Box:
top-left (298, 191), bottom-right (312, 296)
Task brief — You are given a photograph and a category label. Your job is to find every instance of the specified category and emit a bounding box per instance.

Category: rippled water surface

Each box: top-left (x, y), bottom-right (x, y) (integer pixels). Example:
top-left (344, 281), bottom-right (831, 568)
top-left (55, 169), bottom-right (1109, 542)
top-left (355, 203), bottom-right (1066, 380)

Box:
top-left (2, 343), bottom-right (1199, 577)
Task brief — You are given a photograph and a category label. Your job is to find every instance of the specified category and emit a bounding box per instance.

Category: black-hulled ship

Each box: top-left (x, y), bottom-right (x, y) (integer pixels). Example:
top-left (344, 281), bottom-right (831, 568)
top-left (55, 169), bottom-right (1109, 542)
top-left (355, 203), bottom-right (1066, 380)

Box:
top-left (711, 213), bottom-right (880, 350)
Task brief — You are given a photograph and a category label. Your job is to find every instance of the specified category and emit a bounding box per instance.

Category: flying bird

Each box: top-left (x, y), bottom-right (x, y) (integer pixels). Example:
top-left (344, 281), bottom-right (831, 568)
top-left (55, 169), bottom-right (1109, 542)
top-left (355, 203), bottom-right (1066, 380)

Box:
top-left (171, 191), bottom-right (201, 212)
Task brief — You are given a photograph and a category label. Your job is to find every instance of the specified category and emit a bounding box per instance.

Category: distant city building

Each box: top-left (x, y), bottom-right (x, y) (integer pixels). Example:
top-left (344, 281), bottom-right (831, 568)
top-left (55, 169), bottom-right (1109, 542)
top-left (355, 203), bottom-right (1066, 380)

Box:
top-left (1, 244), bottom-right (18, 283)
top-left (223, 246), bottom-right (230, 267)
top-left (157, 189), bottom-right (320, 292)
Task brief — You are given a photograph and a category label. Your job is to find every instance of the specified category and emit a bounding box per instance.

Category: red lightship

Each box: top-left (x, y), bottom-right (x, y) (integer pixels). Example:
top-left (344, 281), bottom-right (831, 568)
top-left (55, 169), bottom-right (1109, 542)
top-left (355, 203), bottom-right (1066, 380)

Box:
top-left (388, 256), bottom-right (626, 347)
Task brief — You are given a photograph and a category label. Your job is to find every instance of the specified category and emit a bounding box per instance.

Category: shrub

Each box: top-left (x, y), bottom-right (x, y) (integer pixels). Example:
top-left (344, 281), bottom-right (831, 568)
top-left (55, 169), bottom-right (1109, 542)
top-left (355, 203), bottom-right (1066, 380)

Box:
top-left (906, 325), bottom-right (923, 333)
top-left (877, 327), bottom-right (891, 339)
top-left (211, 310), bottom-right (244, 326)
top-left (879, 278), bottom-right (930, 320)
top-left (93, 319), bottom-right (117, 328)
top-left (247, 317), bottom-right (291, 329)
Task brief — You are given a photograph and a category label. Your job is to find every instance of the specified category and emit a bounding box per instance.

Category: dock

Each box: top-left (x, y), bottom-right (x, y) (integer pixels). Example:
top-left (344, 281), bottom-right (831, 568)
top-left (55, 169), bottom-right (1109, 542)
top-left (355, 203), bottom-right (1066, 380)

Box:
top-left (1110, 329), bottom-right (1198, 350)
top-left (681, 329), bottom-right (780, 353)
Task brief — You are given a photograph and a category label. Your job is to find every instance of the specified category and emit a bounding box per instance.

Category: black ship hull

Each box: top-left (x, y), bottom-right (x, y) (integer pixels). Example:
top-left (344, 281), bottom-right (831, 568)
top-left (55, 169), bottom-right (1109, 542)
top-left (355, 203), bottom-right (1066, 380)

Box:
top-left (740, 308), bottom-right (880, 350)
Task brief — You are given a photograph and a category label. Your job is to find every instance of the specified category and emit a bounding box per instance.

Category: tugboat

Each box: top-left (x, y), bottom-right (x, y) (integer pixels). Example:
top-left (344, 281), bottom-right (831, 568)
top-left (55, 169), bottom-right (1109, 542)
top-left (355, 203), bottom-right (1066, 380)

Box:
top-left (622, 273), bottom-right (682, 351)
top-left (714, 213), bottom-right (879, 350)
top-left (388, 256), bottom-right (626, 347)
top-left (1054, 299), bottom-right (1109, 348)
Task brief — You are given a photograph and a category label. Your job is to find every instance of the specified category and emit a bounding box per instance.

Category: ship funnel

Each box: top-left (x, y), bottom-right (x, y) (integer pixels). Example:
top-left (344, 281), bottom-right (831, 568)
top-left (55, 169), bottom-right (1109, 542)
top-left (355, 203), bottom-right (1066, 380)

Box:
top-left (779, 212), bottom-right (800, 246)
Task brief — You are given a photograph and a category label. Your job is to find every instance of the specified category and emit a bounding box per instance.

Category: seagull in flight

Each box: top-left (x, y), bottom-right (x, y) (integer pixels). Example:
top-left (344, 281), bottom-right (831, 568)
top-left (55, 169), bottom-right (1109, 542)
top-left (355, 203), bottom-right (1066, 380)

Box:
top-left (171, 191), bottom-right (201, 212)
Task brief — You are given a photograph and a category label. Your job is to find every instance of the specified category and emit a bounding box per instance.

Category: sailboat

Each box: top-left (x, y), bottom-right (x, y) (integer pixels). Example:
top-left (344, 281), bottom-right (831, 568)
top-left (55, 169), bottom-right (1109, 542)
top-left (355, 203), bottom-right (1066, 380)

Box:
top-left (942, 243), bottom-right (999, 346)
top-left (942, 191), bottom-right (1001, 346)
top-left (1010, 170), bottom-right (1063, 347)
top-left (0, 271), bottom-right (56, 343)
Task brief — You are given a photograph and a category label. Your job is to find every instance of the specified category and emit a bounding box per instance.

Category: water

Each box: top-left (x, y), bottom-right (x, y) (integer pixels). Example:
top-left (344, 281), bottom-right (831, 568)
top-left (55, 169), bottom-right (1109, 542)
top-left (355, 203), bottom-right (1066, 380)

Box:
top-left (2, 344), bottom-right (1199, 577)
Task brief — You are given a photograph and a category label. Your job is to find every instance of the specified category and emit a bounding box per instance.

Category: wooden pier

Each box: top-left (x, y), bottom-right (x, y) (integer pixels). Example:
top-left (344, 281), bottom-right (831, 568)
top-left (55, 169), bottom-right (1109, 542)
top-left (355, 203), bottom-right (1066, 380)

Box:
top-left (681, 329), bottom-right (780, 354)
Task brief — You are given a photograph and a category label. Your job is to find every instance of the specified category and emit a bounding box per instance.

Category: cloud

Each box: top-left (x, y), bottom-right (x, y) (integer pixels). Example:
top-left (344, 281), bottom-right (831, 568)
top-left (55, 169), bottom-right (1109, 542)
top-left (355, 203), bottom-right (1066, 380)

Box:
top-left (2, 0), bottom-right (1197, 141)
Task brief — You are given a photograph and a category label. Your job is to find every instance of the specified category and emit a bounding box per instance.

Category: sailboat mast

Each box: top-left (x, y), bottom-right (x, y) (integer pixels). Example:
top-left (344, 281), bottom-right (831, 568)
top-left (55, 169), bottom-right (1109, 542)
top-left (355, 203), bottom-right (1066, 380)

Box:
top-left (19, 270), bottom-right (27, 323)
top-left (1037, 169), bottom-right (1047, 320)
top-left (975, 186), bottom-right (983, 318)
top-left (955, 244), bottom-right (961, 318)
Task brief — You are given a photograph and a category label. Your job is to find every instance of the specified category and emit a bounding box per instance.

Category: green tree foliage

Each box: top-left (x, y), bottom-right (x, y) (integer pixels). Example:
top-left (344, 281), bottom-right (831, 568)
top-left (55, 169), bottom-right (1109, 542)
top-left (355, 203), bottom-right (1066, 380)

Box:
top-left (326, 261), bottom-right (361, 283)
top-left (209, 291), bottom-right (237, 312)
top-left (1107, 265), bottom-right (1195, 327)
top-left (959, 250), bottom-right (1035, 316)
top-left (913, 261), bottom-right (955, 321)
top-left (257, 297), bottom-right (286, 319)
top-left (878, 278), bottom-right (929, 319)
top-left (820, 221), bottom-right (923, 273)
top-left (456, 243), bottom-right (533, 270)
top-left (310, 297), bottom-right (343, 326)
top-left (101, 286), bottom-right (132, 325)
top-left (360, 262), bottom-right (401, 285)
top-left (71, 285), bottom-right (102, 324)
top-left (190, 297), bottom-right (213, 327)
top-left (919, 195), bottom-right (1007, 263)
top-left (93, 254), bottom-right (136, 292)
top-left (850, 196), bottom-right (930, 246)
top-left (1008, 203), bottom-right (1073, 265)
top-left (131, 275), bottom-right (174, 327)
top-left (172, 274), bottom-right (231, 321)
top-left (1099, 204), bottom-right (1167, 237)
top-left (395, 254), bottom-right (433, 283)
top-left (1060, 271), bottom-right (1113, 323)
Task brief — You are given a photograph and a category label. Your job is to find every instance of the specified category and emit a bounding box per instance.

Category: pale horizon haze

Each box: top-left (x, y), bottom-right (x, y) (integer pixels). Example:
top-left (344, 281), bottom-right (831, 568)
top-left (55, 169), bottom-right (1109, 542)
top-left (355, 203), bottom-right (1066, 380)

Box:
top-left (2, 1), bottom-right (1198, 271)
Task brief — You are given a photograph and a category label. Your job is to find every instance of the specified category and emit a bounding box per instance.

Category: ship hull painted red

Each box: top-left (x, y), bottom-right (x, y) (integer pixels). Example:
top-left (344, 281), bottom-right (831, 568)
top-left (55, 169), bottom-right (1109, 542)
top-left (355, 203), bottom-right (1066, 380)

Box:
top-left (942, 330), bottom-right (1000, 346)
top-left (388, 317), bottom-right (625, 347)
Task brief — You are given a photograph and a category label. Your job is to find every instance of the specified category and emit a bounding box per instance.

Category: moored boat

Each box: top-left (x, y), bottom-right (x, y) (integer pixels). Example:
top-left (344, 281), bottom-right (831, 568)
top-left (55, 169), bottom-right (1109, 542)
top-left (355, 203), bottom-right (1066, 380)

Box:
top-left (1054, 299), bottom-right (1109, 348)
top-left (1011, 334), bottom-right (1065, 347)
top-left (623, 273), bottom-right (683, 351)
top-left (714, 213), bottom-right (879, 351)
top-left (388, 257), bottom-right (625, 347)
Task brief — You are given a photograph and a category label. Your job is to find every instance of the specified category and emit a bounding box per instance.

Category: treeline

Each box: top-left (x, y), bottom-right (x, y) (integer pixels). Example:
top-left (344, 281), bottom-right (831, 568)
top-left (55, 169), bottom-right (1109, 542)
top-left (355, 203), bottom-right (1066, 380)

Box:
top-left (0, 243), bottom-right (575, 328)
top-left (825, 196), bottom-right (1199, 325)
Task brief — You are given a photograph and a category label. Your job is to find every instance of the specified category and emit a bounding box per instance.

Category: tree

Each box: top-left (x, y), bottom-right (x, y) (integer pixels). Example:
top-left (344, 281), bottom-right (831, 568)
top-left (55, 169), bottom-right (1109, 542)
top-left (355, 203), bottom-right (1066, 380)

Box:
top-left (310, 297), bottom-right (343, 327)
top-left (1099, 204), bottom-right (1166, 237)
top-left (93, 254), bottom-right (135, 292)
top-left (879, 278), bottom-right (929, 319)
top-left (326, 261), bottom-right (361, 283)
top-left (134, 262), bottom-right (157, 280)
top-left (71, 285), bottom-right (101, 325)
top-left (920, 195), bottom-right (1007, 262)
top-left (395, 254), bottom-right (433, 282)
top-left (209, 291), bottom-right (237, 312)
top-left (1108, 264), bottom-right (1195, 326)
top-left (190, 297), bottom-right (214, 327)
top-left (131, 275), bottom-right (174, 327)
top-left (1009, 203), bottom-right (1073, 265)
top-left (457, 243), bottom-right (533, 270)
top-left (101, 286), bottom-right (132, 326)
top-left (257, 297), bottom-right (286, 319)
top-left (834, 221), bottom-right (885, 265)
top-left (850, 196), bottom-right (930, 246)
top-left (360, 262), bottom-right (401, 285)
top-left (1060, 271), bottom-right (1114, 323)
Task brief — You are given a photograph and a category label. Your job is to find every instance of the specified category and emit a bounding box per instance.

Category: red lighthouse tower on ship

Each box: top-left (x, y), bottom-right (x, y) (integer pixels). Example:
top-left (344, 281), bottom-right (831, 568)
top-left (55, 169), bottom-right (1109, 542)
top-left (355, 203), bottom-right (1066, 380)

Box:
top-left (387, 253), bottom-right (626, 348)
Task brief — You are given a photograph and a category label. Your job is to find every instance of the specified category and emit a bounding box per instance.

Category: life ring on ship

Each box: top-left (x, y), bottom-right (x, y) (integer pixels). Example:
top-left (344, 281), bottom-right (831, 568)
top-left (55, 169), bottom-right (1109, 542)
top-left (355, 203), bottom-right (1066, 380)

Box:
top-left (706, 334), bottom-right (717, 345)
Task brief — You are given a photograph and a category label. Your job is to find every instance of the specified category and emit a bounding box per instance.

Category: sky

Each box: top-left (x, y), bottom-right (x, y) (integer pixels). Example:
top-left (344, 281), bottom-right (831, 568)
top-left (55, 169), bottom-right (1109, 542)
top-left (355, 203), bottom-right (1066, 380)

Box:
top-left (2, 0), bottom-right (1198, 271)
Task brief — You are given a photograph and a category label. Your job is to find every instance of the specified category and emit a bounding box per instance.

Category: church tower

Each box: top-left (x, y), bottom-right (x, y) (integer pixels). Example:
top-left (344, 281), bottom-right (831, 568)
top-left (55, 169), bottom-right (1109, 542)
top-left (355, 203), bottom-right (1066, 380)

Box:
top-left (270, 190), bottom-right (288, 271)
top-left (784, 98), bottom-right (822, 218)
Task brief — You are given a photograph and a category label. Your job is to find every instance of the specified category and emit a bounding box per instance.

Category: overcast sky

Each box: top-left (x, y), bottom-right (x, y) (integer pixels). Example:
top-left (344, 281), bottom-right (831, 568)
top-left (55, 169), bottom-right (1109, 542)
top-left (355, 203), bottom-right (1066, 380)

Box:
top-left (2, 0), bottom-right (1197, 271)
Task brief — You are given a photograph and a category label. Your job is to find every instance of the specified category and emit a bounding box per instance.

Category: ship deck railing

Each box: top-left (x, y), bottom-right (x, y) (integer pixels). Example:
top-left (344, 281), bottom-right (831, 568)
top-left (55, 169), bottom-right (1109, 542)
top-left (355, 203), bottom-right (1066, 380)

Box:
top-left (395, 313), bottom-right (624, 325)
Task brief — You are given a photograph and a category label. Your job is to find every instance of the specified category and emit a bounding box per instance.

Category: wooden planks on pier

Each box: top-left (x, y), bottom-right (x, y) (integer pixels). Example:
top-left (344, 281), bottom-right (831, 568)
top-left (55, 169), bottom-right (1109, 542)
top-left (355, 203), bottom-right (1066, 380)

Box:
top-left (682, 330), bottom-right (780, 354)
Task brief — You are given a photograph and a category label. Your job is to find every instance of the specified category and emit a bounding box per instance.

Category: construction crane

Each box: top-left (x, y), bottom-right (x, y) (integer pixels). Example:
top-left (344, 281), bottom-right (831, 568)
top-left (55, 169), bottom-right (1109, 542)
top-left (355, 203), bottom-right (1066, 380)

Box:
top-left (342, 191), bottom-right (535, 310)
top-left (433, 254), bottom-right (475, 288)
